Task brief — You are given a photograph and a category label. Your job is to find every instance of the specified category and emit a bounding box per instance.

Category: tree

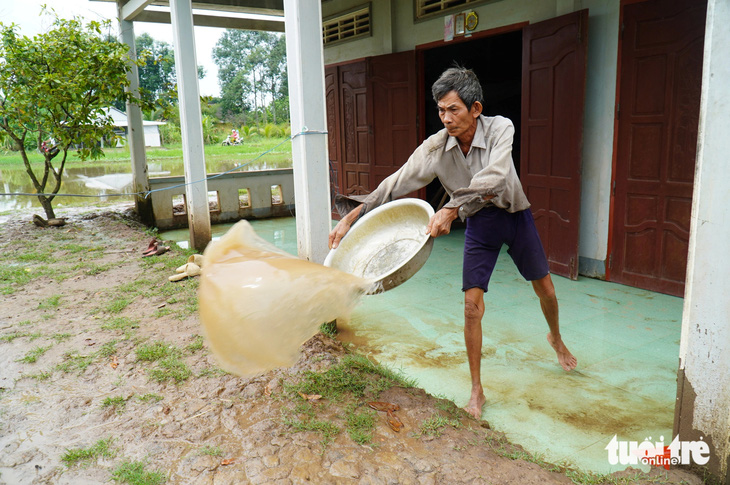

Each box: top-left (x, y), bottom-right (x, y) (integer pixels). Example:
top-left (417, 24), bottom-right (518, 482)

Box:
top-left (264, 34), bottom-right (288, 124)
top-left (112, 33), bottom-right (206, 117)
top-left (0, 16), bottom-right (141, 220)
top-left (135, 33), bottom-right (175, 106)
top-left (213, 31), bottom-right (287, 124)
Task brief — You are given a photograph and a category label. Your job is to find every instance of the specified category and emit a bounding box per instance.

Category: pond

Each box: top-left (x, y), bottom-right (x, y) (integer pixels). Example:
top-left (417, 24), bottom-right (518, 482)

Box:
top-left (0, 154), bottom-right (292, 214)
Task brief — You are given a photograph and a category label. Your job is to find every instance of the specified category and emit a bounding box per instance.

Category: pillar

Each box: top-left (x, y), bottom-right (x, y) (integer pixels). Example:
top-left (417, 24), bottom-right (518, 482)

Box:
top-left (283, 0), bottom-right (331, 263)
top-left (116, 1), bottom-right (154, 226)
top-left (675, 1), bottom-right (730, 482)
top-left (170, 0), bottom-right (211, 252)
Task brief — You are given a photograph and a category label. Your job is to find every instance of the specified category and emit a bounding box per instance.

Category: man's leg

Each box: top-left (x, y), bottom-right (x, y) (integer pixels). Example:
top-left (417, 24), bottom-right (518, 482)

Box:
top-left (464, 287), bottom-right (487, 419)
top-left (531, 274), bottom-right (577, 371)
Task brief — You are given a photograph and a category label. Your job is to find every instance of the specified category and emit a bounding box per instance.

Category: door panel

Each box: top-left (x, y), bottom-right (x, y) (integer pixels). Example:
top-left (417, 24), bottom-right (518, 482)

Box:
top-left (521, 10), bottom-right (588, 280)
top-left (325, 53), bottom-right (420, 208)
top-left (325, 66), bottom-right (342, 200)
top-left (339, 61), bottom-right (370, 195)
top-left (368, 51), bottom-right (419, 188)
top-left (611, 0), bottom-right (706, 296)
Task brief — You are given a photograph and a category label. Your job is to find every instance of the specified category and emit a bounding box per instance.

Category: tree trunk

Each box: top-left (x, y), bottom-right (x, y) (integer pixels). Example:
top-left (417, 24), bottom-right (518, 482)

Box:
top-left (271, 80), bottom-right (277, 125)
top-left (38, 195), bottom-right (56, 219)
top-left (252, 71), bottom-right (259, 127)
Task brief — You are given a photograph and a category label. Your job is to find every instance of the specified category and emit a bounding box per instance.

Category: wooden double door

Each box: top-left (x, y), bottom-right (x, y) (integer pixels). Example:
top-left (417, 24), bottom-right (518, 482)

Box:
top-left (610, 0), bottom-right (706, 297)
top-left (325, 52), bottom-right (419, 200)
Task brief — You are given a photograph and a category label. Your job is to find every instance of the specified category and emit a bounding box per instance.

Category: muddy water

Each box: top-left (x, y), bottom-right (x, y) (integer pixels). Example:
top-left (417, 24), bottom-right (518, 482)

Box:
top-left (198, 220), bottom-right (375, 377)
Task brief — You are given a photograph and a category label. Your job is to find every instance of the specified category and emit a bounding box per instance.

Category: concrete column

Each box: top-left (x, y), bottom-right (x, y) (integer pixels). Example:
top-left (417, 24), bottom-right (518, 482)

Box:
top-left (116, 1), bottom-right (154, 226)
top-left (284, 0), bottom-right (331, 263)
top-left (675, 0), bottom-right (730, 482)
top-left (169, 0), bottom-right (211, 252)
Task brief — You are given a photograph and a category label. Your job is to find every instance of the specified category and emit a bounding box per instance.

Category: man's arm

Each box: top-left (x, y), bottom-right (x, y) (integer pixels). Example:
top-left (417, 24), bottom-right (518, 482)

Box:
top-left (328, 204), bottom-right (363, 249)
top-left (328, 136), bottom-right (442, 249)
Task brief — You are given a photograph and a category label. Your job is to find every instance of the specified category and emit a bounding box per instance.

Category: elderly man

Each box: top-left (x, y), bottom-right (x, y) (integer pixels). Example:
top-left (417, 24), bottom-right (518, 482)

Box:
top-left (329, 67), bottom-right (577, 419)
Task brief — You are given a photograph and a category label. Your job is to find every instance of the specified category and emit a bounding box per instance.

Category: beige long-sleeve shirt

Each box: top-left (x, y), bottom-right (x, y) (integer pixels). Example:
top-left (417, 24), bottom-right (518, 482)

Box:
top-left (361, 115), bottom-right (530, 220)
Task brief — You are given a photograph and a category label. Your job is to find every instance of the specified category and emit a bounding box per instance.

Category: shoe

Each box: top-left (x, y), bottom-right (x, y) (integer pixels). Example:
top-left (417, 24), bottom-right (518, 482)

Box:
top-left (142, 238), bottom-right (158, 256)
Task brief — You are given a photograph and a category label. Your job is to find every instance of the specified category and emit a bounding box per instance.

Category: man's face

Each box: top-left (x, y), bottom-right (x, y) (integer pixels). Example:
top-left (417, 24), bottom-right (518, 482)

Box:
top-left (437, 91), bottom-right (480, 140)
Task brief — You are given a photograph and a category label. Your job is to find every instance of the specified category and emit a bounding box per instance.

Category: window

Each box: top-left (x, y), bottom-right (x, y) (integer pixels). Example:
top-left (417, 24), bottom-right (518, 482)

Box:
top-left (270, 185), bottom-right (283, 206)
top-left (172, 194), bottom-right (186, 216)
top-left (415, 0), bottom-right (488, 20)
top-left (207, 191), bottom-right (220, 212)
top-left (238, 188), bottom-right (251, 209)
top-left (323, 4), bottom-right (371, 46)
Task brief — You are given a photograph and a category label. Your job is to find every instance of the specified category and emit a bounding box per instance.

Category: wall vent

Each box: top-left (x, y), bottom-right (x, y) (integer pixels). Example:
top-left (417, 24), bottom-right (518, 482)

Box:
top-left (323, 4), bottom-right (371, 46)
top-left (415, 0), bottom-right (487, 20)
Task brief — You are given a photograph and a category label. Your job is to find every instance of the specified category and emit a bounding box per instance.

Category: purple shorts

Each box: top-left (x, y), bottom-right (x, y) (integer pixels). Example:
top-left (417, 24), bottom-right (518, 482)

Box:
top-left (462, 206), bottom-right (549, 292)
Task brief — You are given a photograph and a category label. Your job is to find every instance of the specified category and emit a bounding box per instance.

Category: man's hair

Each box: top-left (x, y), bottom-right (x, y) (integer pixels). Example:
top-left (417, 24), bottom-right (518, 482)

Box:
top-left (431, 66), bottom-right (483, 109)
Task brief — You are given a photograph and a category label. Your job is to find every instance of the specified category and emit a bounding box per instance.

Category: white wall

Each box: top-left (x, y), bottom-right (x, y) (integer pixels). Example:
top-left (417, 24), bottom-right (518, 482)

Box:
top-left (578, 0), bottom-right (619, 267)
top-left (678, 0), bottom-right (730, 478)
top-left (322, 0), bottom-right (395, 63)
top-left (323, 0), bottom-right (620, 270)
top-left (143, 125), bottom-right (162, 147)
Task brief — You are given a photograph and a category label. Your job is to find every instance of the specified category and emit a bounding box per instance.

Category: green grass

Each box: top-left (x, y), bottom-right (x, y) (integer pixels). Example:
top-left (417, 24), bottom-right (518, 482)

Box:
top-left (197, 445), bottom-right (223, 457)
top-left (197, 366), bottom-right (228, 378)
top-left (98, 341), bottom-right (118, 358)
top-left (37, 294), bottom-right (62, 310)
top-left (345, 406), bottom-right (376, 445)
top-left (138, 393), bottom-right (164, 404)
top-left (22, 370), bottom-right (52, 381)
top-left (102, 316), bottom-right (140, 331)
top-left (185, 335), bottom-right (204, 353)
top-left (0, 266), bottom-right (35, 295)
top-left (282, 413), bottom-right (340, 450)
top-left (101, 396), bottom-right (128, 414)
top-left (319, 321), bottom-right (337, 338)
top-left (56, 350), bottom-right (95, 374)
top-left (287, 354), bottom-right (416, 402)
top-left (105, 297), bottom-right (133, 314)
top-left (61, 437), bottom-right (116, 467)
top-left (17, 345), bottom-right (52, 364)
top-left (0, 332), bottom-right (25, 343)
top-left (110, 460), bottom-right (166, 485)
top-left (17, 251), bottom-right (55, 263)
top-left (51, 332), bottom-right (72, 342)
top-left (136, 341), bottom-right (178, 362)
top-left (282, 354), bottom-right (417, 450)
top-left (135, 341), bottom-right (191, 383)
top-left (82, 262), bottom-right (116, 276)
top-left (147, 356), bottom-right (192, 384)
top-left (416, 413), bottom-right (460, 438)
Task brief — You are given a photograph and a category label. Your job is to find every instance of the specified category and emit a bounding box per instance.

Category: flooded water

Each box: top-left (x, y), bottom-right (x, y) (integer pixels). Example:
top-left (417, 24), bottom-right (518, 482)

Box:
top-left (0, 157), bottom-right (290, 213)
top-left (198, 220), bottom-right (375, 377)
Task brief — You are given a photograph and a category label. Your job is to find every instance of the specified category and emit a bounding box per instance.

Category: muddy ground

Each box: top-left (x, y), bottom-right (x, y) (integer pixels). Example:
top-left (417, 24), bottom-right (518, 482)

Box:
top-left (0, 206), bottom-right (705, 484)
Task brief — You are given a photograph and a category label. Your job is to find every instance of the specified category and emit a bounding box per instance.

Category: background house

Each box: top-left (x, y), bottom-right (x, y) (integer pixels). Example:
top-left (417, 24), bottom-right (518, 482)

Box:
top-left (104, 107), bottom-right (166, 147)
top-left (321, 0), bottom-right (703, 300)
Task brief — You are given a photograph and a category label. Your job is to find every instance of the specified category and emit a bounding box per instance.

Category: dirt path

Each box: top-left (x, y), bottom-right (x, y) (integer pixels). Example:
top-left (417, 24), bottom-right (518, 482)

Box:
top-left (0, 208), bottom-right (703, 485)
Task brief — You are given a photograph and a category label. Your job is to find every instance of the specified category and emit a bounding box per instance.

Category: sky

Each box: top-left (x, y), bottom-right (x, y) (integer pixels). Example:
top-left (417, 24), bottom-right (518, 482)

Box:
top-left (0, 0), bottom-right (227, 97)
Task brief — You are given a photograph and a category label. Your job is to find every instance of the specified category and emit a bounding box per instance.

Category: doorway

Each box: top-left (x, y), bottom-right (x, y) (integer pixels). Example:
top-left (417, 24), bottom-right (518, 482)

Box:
top-left (419, 30), bottom-right (523, 208)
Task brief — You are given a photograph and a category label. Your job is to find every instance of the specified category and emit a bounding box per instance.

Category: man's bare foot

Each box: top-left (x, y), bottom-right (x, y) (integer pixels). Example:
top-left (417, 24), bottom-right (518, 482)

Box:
top-left (464, 387), bottom-right (486, 419)
top-left (547, 332), bottom-right (577, 371)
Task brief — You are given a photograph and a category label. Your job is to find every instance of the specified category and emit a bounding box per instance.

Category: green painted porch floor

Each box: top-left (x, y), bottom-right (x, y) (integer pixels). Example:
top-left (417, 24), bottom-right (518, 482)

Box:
top-left (163, 217), bottom-right (684, 475)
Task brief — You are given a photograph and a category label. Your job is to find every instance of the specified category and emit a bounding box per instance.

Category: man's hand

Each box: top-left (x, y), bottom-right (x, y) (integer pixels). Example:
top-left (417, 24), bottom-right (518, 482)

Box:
top-left (329, 218), bottom-right (351, 249)
top-left (426, 207), bottom-right (459, 238)
top-left (328, 204), bottom-right (364, 249)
